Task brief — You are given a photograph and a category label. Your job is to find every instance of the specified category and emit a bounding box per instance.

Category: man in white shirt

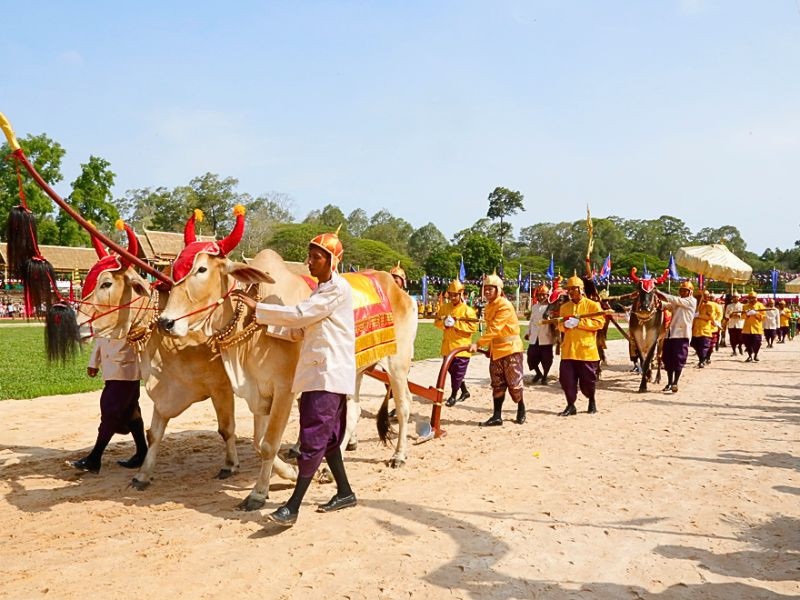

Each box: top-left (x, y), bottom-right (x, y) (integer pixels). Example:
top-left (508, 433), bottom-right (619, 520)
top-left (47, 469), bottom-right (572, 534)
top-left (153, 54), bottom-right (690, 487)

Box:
top-left (725, 293), bottom-right (745, 356)
top-left (70, 338), bottom-right (146, 473)
top-left (656, 280), bottom-right (697, 393)
top-left (525, 284), bottom-right (555, 385)
top-left (763, 299), bottom-right (780, 348)
top-left (235, 229), bottom-right (357, 527)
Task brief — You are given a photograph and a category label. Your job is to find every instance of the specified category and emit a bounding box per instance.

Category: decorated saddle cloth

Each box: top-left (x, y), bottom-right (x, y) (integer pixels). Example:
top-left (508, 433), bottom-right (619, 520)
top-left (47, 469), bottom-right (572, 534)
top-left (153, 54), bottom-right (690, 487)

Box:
top-left (342, 271), bottom-right (397, 369)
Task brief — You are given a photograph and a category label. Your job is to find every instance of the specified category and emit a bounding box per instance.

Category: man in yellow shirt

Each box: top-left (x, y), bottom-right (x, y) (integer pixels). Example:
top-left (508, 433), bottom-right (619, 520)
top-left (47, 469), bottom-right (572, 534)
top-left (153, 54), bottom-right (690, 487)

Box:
top-left (557, 275), bottom-right (606, 416)
top-left (778, 300), bottom-right (791, 343)
top-left (707, 295), bottom-right (724, 363)
top-left (436, 279), bottom-right (478, 407)
top-left (469, 273), bottom-right (525, 426)
top-left (741, 291), bottom-right (766, 362)
top-left (691, 290), bottom-right (715, 368)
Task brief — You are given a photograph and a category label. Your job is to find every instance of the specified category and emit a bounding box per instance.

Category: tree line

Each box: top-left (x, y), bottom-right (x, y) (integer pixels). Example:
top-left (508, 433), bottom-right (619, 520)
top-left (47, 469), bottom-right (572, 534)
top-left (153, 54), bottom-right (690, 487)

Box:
top-left (3, 133), bottom-right (799, 285)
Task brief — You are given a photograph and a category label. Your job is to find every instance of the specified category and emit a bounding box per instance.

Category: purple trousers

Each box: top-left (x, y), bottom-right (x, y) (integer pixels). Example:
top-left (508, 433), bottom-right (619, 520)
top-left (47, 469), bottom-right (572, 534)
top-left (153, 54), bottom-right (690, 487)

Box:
top-left (559, 359), bottom-right (599, 405)
top-left (778, 326), bottom-right (789, 341)
top-left (742, 333), bottom-right (762, 356)
top-left (526, 342), bottom-right (554, 373)
top-left (447, 356), bottom-right (470, 396)
top-left (728, 327), bottom-right (742, 349)
top-left (297, 390), bottom-right (347, 478)
top-left (98, 380), bottom-right (141, 440)
top-left (691, 336), bottom-right (711, 362)
top-left (662, 338), bottom-right (689, 372)
top-left (765, 328), bottom-right (776, 344)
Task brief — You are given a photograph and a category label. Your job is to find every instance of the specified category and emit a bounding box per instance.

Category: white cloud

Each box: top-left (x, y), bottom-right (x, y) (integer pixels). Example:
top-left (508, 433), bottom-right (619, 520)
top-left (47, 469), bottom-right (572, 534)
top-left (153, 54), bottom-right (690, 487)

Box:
top-left (57, 50), bottom-right (84, 66)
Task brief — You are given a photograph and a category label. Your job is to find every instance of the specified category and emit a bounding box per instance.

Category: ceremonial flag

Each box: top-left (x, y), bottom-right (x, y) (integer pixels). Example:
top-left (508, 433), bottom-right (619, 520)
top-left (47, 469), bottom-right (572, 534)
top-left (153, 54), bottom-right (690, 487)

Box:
top-left (643, 259), bottom-right (650, 278)
top-left (458, 257), bottom-right (466, 282)
top-left (546, 255), bottom-right (554, 280)
top-left (421, 274), bottom-right (428, 302)
top-left (668, 253), bottom-right (680, 280)
top-left (771, 268), bottom-right (779, 299)
top-left (599, 254), bottom-right (612, 280)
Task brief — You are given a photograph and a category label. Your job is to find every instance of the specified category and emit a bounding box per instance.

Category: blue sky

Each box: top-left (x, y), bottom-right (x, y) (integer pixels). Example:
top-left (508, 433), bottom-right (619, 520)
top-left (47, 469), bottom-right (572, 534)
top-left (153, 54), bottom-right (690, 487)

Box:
top-left (2, 1), bottom-right (799, 253)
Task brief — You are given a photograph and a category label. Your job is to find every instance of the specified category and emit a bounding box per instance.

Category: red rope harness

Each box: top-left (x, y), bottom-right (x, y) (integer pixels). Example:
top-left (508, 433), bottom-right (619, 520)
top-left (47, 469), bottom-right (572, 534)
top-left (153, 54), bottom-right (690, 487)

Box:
top-left (171, 282), bottom-right (238, 323)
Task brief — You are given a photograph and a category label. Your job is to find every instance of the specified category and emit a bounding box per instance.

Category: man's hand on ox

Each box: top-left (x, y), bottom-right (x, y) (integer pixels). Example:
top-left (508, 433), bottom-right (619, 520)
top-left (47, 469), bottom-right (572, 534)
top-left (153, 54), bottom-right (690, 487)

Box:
top-left (564, 317), bottom-right (580, 329)
top-left (230, 289), bottom-right (257, 309)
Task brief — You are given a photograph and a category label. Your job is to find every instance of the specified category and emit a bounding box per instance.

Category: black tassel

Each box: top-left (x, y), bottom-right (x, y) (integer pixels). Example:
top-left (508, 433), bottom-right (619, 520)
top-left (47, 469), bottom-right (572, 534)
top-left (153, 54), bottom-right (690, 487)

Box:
top-left (6, 205), bottom-right (38, 279)
top-left (24, 258), bottom-right (57, 313)
top-left (45, 303), bottom-right (81, 363)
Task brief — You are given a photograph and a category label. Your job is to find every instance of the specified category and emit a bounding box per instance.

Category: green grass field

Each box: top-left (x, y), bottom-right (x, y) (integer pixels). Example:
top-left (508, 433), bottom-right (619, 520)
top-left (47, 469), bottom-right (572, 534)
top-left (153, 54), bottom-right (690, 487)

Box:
top-left (0, 321), bottom-right (625, 399)
top-left (0, 325), bottom-right (103, 400)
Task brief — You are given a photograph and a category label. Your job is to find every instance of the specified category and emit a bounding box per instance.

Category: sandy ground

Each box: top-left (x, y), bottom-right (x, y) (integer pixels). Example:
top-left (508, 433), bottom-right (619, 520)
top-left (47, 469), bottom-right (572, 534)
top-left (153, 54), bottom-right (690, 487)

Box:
top-left (1, 338), bottom-right (798, 599)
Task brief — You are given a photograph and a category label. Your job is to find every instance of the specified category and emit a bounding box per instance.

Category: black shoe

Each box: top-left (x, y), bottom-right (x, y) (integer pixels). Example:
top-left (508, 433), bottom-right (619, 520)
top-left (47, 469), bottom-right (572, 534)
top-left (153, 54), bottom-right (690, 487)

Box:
top-left (317, 493), bottom-right (357, 513)
top-left (540, 378), bottom-right (549, 385)
top-left (445, 396), bottom-right (457, 408)
top-left (117, 454), bottom-right (146, 469)
top-left (557, 405), bottom-right (577, 417)
top-left (267, 505), bottom-right (298, 526)
top-left (662, 384), bottom-right (672, 392)
top-left (753, 356), bottom-right (760, 362)
top-left (697, 362), bottom-right (705, 368)
top-left (531, 373), bottom-right (542, 384)
top-left (587, 400), bottom-right (597, 414)
top-left (515, 407), bottom-right (526, 425)
top-left (745, 356), bottom-right (753, 362)
top-left (70, 456), bottom-right (100, 474)
top-left (480, 415), bottom-right (503, 427)
top-left (456, 389), bottom-right (470, 403)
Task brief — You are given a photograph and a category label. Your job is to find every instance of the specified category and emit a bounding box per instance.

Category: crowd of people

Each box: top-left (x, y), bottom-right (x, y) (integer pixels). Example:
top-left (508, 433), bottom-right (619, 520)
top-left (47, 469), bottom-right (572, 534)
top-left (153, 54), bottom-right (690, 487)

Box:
top-left (0, 297), bottom-right (25, 319)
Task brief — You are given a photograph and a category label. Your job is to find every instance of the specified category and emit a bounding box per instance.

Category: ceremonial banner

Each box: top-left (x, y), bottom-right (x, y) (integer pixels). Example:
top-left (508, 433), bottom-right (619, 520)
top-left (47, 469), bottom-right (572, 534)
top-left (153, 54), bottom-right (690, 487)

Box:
top-left (343, 272), bottom-right (397, 369)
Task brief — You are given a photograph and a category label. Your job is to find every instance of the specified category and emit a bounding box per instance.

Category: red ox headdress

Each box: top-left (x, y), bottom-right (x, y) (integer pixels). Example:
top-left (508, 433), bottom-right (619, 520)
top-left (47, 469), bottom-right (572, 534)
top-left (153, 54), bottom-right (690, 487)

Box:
top-left (172, 206), bottom-right (246, 282)
top-left (82, 220), bottom-right (140, 299)
top-left (548, 275), bottom-right (566, 303)
top-left (630, 267), bottom-right (668, 293)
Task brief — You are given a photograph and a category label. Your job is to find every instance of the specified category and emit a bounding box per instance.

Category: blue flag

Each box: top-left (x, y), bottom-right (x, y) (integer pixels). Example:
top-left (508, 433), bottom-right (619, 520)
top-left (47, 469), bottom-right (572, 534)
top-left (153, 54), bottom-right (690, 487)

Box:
top-left (546, 255), bottom-right (554, 280)
top-left (421, 274), bottom-right (428, 302)
top-left (668, 253), bottom-right (680, 280)
top-left (643, 259), bottom-right (650, 278)
top-left (525, 272), bottom-right (531, 292)
top-left (599, 254), bottom-right (612, 280)
top-left (458, 257), bottom-right (466, 282)
top-left (771, 269), bottom-right (779, 299)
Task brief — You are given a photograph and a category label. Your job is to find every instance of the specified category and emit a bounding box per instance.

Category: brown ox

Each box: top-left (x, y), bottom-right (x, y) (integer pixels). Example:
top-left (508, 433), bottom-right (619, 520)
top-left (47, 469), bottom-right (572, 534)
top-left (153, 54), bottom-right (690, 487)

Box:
top-left (76, 265), bottom-right (240, 490)
top-left (157, 247), bottom-right (417, 511)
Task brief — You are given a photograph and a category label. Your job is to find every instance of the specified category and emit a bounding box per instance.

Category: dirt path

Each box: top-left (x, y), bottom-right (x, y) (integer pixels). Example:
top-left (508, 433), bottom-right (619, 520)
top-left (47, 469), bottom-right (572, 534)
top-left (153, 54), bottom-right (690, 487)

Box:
top-left (1, 339), bottom-right (798, 599)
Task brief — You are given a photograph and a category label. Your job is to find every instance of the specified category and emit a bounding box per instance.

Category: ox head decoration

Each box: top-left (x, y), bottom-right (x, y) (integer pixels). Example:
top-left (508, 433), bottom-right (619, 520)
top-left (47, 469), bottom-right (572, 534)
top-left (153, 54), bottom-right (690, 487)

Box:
top-left (76, 220), bottom-right (151, 339)
top-left (158, 206), bottom-right (275, 338)
top-left (630, 267), bottom-right (669, 293)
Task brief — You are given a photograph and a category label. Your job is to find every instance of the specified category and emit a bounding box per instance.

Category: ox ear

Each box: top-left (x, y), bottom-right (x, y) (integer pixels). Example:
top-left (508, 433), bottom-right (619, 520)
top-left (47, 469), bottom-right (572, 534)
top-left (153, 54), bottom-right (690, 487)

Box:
top-left (227, 261), bottom-right (275, 285)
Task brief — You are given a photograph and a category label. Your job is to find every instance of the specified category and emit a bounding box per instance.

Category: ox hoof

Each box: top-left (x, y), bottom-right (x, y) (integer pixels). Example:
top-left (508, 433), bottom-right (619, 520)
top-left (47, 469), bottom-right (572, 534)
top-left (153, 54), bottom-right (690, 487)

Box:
top-left (389, 457), bottom-right (406, 469)
top-left (316, 467), bottom-right (334, 484)
top-left (215, 468), bottom-right (236, 480)
top-left (346, 440), bottom-right (358, 452)
top-left (237, 496), bottom-right (266, 512)
top-left (131, 478), bottom-right (151, 491)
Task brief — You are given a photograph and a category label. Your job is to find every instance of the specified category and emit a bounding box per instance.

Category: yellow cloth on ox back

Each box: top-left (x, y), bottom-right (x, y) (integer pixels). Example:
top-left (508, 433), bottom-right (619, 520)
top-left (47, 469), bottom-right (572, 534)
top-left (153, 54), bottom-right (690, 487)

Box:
top-left (435, 301), bottom-right (477, 357)
top-left (342, 272), bottom-right (397, 369)
top-left (477, 296), bottom-right (523, 360)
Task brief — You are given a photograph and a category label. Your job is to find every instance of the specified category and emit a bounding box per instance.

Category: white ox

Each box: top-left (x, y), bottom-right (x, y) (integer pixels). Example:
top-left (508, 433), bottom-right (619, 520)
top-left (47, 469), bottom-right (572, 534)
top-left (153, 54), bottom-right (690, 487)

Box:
top-left (76, 266), bottom-right (240, 489)
top-left (157, 247), bottom-right (417, 511)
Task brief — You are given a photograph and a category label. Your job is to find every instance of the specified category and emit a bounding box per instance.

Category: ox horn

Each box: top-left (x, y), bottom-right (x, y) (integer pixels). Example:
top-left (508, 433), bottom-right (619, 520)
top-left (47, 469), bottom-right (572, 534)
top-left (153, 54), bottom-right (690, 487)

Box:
top-left (115, 219), bottom-right (139, 268)
top-left (184, 208), bottom-right (204, 245)
top-left (217, 205), bottom-right (246, 256)
top-left (655, 269), bottom-right (669, 285)
top-left (630, 267), bottom-right (640, 283)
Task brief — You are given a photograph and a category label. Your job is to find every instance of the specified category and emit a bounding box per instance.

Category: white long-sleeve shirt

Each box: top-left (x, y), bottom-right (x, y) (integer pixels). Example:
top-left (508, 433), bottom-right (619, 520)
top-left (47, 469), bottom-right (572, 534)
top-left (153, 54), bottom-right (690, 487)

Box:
top-left (89, 338), bottom-right (141, 381)
top-left (764, 308), bottom-right (780, 330)
top-left (255, 271), bottom-right (356, 395)
top-left (527, 303), bottom-right (555, 345)
top-left (662, 293), bottom-right (697, 339)
top-left (725, 302), bottom-right (744, 329)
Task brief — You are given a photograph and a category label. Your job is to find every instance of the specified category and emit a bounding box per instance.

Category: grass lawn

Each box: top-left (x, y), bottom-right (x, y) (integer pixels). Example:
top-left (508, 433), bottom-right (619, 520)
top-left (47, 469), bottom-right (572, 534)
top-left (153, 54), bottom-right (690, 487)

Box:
top-left (0, 325), bottom-right (103, 400)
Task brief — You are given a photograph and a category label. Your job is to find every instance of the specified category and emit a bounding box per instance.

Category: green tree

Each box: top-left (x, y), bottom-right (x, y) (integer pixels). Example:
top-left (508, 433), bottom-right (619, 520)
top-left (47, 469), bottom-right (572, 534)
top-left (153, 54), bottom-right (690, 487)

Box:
top-left (56, 155), bottom-right (118, 246)
top-left (0, 133), bottom-right (66, 244)
top-left (692, 225), bottom-right (747, 256)
top-left (452, 217), bottom-right (503, 246)
top-left (486, 186), bottom-right (525, 260)
top-left (240, 192), bottom-right (295, 256)
top-left (407, 223), bottom-right (448, 264)
top-left (347, 208), bottom-right (369, 237)
top-left (362, 209), bottom-right (414, 253)
top-left (183, 173), bottom-right (246, 237)
top-left (423, 246), bottom-right (460, 279)
top-left (462, 234), bottom-right (502, 279)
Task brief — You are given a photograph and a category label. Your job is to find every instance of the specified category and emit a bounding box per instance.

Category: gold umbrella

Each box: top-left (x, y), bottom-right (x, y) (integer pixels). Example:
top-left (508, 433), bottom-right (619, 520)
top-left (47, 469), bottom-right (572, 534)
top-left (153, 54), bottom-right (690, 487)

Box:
top-left (785, 277), bottom-right (800, 293)
top-left (674, 243), bottom-right (752, 285)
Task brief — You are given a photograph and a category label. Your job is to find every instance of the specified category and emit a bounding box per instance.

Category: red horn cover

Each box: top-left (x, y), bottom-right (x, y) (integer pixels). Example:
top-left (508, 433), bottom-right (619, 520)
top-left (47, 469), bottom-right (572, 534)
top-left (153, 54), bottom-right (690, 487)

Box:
top-left (118, 224), bottom-right (139, 269)
top-left (91, 234), bottom-right (108, 259)
top-left (630, 267), bottom-right (640, 283)
top-left (655, 269), bottom-right (669, 285)
top-left (217, 207), bottom-right (245, 256)
top-left (184, 211), bottom-right (199, 245)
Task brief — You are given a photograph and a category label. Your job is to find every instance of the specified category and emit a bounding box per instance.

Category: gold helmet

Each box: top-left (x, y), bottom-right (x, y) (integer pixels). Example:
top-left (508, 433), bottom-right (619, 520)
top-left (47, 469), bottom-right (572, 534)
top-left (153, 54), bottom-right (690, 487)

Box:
top-left (778, 299), bottom-right (786, 306)
top-left (564, 272), bottom-right (584, 290)
top-left (389, 261), bottom-right (406, 286)
top-left (679, 280), bottom-right (694, 291)
top-left (483, 272), bottom-right (504, 290)
top-left (747, 290), bottom-right (758, 299)
top-left (309, 226), bottom-right (344, 272)
top-left (447, 279), bottom-right (465, 294)
top-left (535, 284), bottom-right (549, 295)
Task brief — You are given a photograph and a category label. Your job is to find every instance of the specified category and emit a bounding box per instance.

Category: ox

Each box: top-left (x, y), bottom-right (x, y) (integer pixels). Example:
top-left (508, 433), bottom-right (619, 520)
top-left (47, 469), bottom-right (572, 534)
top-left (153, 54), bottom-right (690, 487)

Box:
top-left (628, 268), bottom-right (669, 393)
top-left (75, 228), bottom-right (240, 490)
top-left (157, 212), bottom-right (417, 511)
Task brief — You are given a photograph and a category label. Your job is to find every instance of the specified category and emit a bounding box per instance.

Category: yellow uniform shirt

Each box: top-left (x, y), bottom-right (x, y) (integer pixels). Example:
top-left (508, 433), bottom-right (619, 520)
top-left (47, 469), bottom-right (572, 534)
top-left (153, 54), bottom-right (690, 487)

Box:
top-left (558, 297), bottom-right (605, 361)
top-left (742, 302), bottom-right (766, 335)
top-left (692, 301), bottom-right (715, 338)
top-left (477, 296), bottom-right (523, 360)
top-left (435, 301), bottom-right (478, 358)
top-left (710, 302), bottom-right (723, 333)
top-left (780, 308), bottom-right (791, 327)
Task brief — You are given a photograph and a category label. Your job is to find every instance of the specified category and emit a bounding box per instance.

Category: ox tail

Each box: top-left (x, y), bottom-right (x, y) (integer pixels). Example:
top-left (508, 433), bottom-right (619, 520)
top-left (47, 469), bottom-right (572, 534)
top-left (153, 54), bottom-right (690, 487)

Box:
top-left (376, 387), bottom-right (393, 445)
